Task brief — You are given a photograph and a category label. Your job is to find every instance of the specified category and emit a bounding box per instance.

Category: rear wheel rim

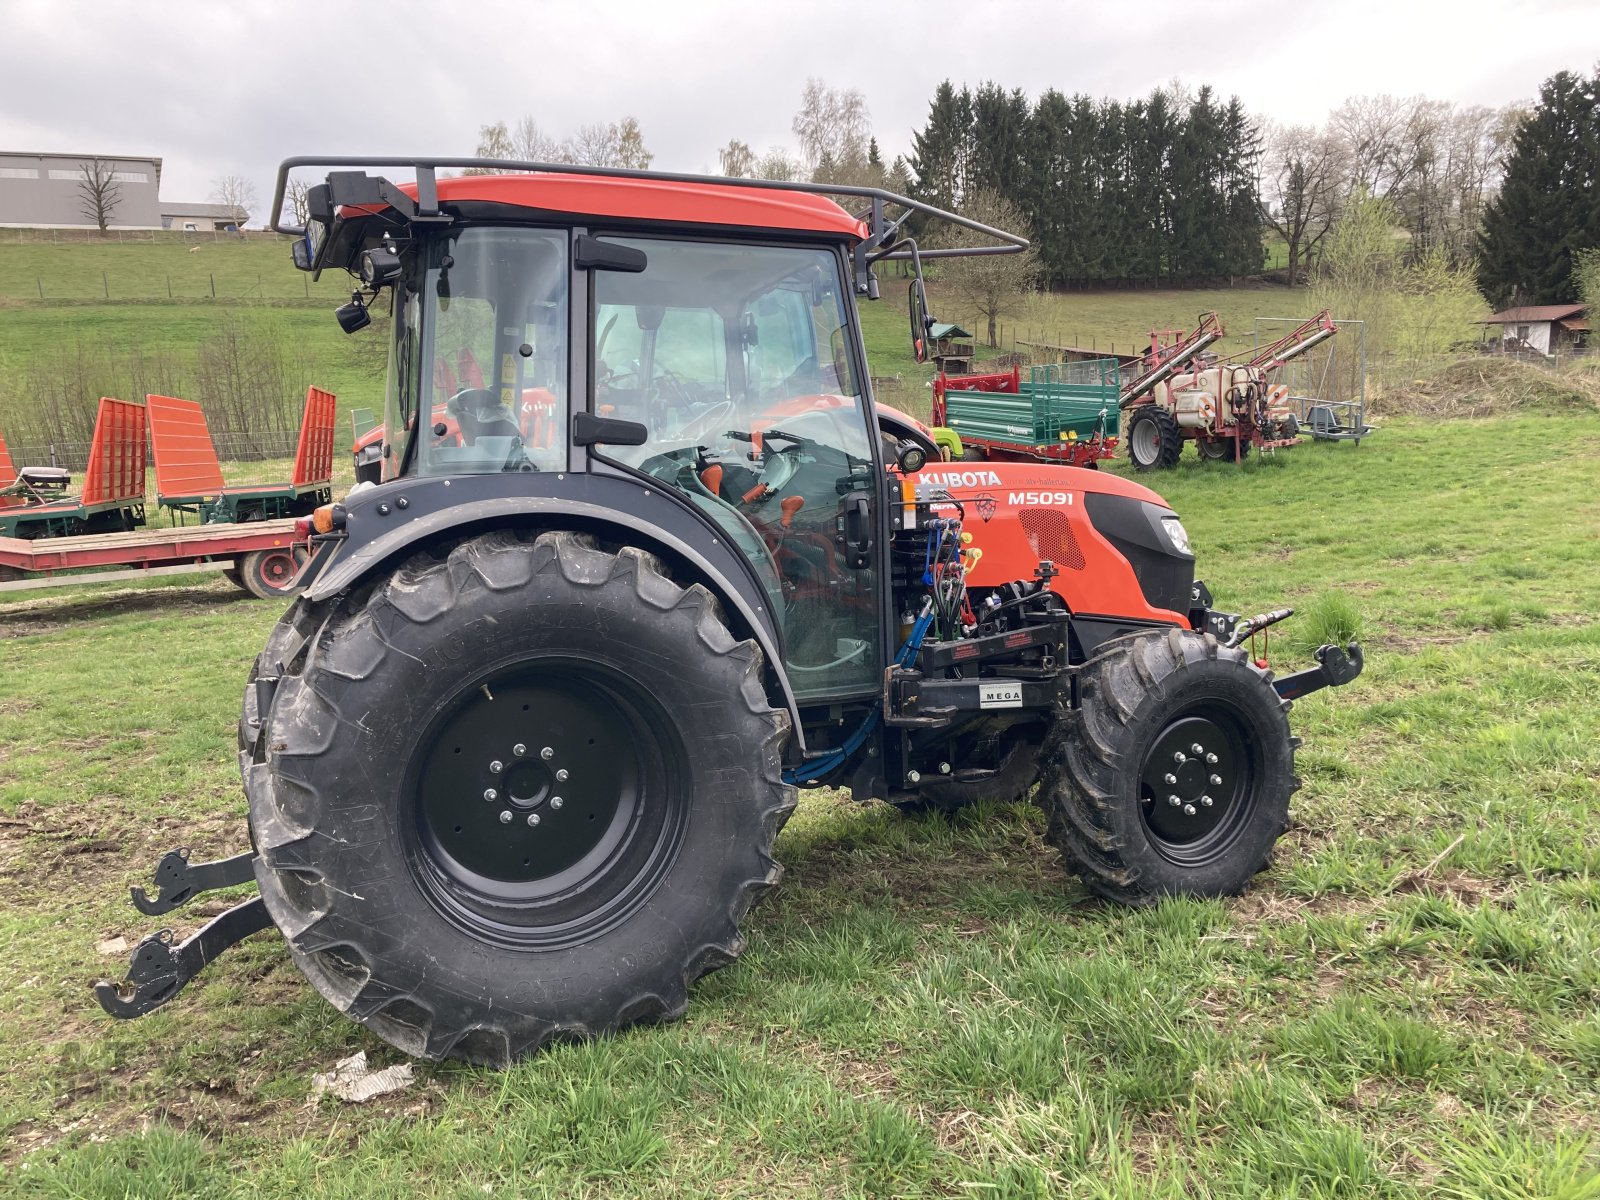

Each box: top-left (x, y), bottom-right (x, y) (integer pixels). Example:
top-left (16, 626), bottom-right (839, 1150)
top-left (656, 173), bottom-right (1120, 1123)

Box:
top-left (404, 656), bottom-right (687, 950)
top-left (1131, 418), bottom-right (1159, 465)
top-left (1137, 708), bottom-right (1256, 866)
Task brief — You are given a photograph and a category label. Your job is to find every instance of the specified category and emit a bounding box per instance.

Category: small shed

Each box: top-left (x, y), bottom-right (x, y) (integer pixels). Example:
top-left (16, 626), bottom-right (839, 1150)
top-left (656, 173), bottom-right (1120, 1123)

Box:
top-left (1479, 304), bottom-right (1588, 356)
top-left (929, 322), bottom-right (974, 375)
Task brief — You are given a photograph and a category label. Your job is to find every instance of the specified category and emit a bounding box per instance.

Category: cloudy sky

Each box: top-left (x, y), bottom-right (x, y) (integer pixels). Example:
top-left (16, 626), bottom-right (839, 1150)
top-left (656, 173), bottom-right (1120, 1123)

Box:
top-left (2, 0), bottom-right (1596, 222)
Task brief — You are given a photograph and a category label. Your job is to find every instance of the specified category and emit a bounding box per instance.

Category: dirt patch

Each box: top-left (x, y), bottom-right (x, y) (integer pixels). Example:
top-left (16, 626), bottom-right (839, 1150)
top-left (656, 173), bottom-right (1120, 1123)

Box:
top-left (0, 583), bottom-right (246, 638)
top-left (1382, 358), bottom-right (1600, 418)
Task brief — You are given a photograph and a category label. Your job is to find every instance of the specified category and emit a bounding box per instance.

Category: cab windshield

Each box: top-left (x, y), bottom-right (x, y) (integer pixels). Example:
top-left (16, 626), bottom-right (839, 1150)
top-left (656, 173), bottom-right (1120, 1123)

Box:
top-left (388, 227), bottom-right (569, 477)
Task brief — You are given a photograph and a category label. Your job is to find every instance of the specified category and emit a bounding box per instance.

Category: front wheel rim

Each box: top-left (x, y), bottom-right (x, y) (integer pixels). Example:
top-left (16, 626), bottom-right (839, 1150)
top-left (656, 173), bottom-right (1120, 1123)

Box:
top-left (403, 656), bottom-right (687, 950)
top-left (1138, 708), bottom-right (1256, 866)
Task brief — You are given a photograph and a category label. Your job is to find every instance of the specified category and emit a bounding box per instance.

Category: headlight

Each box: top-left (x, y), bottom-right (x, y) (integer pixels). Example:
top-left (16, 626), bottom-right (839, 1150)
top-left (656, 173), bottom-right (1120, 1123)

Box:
top-left (1162, 516), bottom-right (1193, 556)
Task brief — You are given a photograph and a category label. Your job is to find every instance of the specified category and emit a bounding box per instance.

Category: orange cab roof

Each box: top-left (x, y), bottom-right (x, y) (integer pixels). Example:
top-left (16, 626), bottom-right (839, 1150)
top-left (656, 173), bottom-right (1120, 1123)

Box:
top-left (397, 173), bottom-right (870, 240)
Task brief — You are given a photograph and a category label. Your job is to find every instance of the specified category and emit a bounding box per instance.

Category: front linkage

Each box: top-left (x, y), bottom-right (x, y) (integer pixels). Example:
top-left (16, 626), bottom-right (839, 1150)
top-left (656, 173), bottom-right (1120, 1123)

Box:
top-left (94, 850), bottom-right (267, 1019)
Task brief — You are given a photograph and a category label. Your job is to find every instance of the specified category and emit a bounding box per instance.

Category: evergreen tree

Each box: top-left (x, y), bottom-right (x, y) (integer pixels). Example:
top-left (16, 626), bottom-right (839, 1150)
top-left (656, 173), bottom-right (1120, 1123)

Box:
top-left (909, 81), bottom-right (973, 212)
top-left (1477, 68), bottom-right (1600, 306)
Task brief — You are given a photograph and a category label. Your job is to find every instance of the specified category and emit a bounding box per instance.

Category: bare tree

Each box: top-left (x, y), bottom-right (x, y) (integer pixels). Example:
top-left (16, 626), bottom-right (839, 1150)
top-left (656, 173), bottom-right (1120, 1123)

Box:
top-left (1259, 123), bottom-right (1346, 281)
top-left (210, 175), bottom-right (257, 229)
top-left (511, 116), bottom-right (571, 162)
top-left (938, 189), bottom-right (1038, 348)
top-left (718, 139), bottom-right (756, 177)
top-left (570, 123), bottom-right (620, 167)
top-left (754, 147), bottom-right (802, 182)
top-left (1329, 95), bottom-right (1426, 200)
top-left (77, 159), bottom-right (122, 234)
top-left (792, 78), bottom-right (871, 175)
top-left (285, 179), bottom-right (311, 227)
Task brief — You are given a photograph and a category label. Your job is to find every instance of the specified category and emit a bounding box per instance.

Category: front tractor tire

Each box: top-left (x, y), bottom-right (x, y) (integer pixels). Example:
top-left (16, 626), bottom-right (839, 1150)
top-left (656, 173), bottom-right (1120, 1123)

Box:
top-left (1038, 630), bottom-right (1297, 904)
top-left (239, 531), bottom-right (794, 1065)
top-left (1127, 405), bottom-right (1183, 471)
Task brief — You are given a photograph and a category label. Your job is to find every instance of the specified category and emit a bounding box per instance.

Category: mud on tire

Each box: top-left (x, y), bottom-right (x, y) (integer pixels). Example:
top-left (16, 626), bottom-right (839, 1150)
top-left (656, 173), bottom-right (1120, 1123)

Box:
top-left (239, 530), bottom-right (794, 1065)
top-left (1037, 629), bottom-right (1298, 904)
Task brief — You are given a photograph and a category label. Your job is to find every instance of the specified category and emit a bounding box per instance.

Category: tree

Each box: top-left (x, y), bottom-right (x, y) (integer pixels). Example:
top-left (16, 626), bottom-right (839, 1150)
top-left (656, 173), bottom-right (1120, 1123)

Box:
top-left (210, 175), bottom-right (257, 229)
top-left (1260, 123), bottom-right (1346, 280)
top-left (1573, 247), bottom-right (1600, 314)
top-left (718, 139), bottom-right (756, 178)
top-left (612, 118), bottom-right (653, 170)
top-left (1478, 68), bottom-right (1600, 306)
top-left (285, 179), bottom-right (311, 227)
top-left (77, 159), bottom-right (122, 233)
top-left (754, 147), bottom-right (802, 182)
top-left (792, 78), bottom-right (870, 175)
top-left (909, 80), bottom-right (972, 212)
top-left (937, 189), bottom-right (1037, 347)
top-left (510, 116), bottom-right (571, 162)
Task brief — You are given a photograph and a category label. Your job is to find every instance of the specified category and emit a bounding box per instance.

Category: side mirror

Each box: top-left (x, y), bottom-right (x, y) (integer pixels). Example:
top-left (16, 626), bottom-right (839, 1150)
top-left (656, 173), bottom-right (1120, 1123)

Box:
top-left (908, 278), bottom-right (931, 364)
top-left (291, 235), bottom-right (314, 271)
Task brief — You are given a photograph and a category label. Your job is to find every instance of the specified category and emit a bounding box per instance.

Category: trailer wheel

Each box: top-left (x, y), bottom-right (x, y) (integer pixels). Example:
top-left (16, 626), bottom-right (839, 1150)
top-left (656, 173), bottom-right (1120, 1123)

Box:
top-left (241, 530), bottom-right (794, 1065)
top-left (237, 547), bottom-right (306, 599)
top-left (1127, 407), bottom-right (1182, 471)
top-left (1037, 629), bottom-right (1297, 904)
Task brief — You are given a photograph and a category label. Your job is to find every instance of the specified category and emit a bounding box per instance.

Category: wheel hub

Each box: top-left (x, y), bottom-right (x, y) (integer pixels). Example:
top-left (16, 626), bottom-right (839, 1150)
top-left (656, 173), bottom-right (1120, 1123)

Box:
top-left (403, 658), bottom-right (687, 948)
top-left (1139, 713), bottom-right (1250, 861)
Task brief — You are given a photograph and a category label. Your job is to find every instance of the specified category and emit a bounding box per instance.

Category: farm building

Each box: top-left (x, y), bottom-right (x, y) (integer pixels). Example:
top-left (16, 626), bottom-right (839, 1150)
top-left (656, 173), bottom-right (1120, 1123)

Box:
top-left (0, 150), bottom-right (163, 229)
top-left (1479, 303), bottom-right (1589, 355)
top-left (161, 202), bottom-right (248, 232)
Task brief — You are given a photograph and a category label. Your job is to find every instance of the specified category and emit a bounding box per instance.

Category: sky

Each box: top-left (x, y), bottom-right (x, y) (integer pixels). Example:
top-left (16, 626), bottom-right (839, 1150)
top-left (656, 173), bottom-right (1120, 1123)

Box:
top-left (1, 0), bottom-right (1596, 225)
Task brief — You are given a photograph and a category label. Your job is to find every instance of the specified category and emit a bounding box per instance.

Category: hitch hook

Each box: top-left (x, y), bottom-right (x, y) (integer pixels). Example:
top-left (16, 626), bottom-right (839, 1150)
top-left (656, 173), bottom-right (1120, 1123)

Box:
top-left (131, 848), bottom-right (258, 915)
top-left (94, 895), bottom-right (273, 1019)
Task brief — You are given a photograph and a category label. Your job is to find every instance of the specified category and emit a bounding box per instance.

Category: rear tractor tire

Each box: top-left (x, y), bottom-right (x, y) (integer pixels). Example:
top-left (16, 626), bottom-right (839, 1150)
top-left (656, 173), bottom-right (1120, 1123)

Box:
top-left (239, 530), bottom-right (795, 1065)
top-left (1127, 406), bottom-right (1183, 471)
top-left (1037, 629), bottom-right (1298, 904)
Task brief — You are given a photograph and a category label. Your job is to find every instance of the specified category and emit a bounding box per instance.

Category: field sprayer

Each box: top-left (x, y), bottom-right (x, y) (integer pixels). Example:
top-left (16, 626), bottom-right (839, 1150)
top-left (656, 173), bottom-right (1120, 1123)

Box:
top-left (929, 312), bottom-right (1225, 470)
top-left (1123, 311), bottom-right (1339, 469)
top-left (94, 157), bottom-right (1364, 1065)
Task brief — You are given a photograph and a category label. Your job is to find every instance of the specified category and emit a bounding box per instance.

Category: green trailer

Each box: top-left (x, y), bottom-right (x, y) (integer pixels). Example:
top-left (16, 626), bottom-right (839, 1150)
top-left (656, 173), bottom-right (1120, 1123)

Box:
top-left (933, 360), bottom-right (1122, 466)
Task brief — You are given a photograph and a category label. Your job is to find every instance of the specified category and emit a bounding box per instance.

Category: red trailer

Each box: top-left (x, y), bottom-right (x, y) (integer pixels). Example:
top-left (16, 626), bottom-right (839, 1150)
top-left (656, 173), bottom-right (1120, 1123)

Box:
top-left (0, 519), bottom-right (308, 598)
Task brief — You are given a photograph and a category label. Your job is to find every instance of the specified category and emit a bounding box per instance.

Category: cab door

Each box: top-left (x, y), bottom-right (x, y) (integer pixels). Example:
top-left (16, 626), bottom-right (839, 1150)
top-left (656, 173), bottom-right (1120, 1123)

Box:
top-left (589, 237), bottom-right (883, 703)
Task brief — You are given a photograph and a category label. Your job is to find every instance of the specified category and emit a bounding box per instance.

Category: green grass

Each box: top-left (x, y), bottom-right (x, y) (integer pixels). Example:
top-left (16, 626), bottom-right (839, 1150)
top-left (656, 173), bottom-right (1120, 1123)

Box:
top-left (2, 407), bottom-right (1599, 1196)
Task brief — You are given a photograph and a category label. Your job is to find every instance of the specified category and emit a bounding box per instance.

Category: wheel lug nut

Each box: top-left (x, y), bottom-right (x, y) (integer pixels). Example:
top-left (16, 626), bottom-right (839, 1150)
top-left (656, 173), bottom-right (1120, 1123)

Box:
top-left (1191, 743), bottom-right (1204, 755)
top-left (550, 796), bottom-right (563, 810)
top-left (555, 769), bottom-right (569, 782)
top-left (1205, 752), bottom-right (1218, 764)
top-left (526, 812), bottom-right (540, 827)
top-left (1200, 795), bottom-right (1214, 807)
top-left (483, 788), bottom-right (497, 802)
top-left (513, 743), bottom-right (527, 757)
top-left (1168, 795), bottom-right (1181, 807)
top-left (489, 760), bottom-right (503, 774)
top-left (541, 746), bottom-right (554, 761)
top-left (498, 810), bottom-right (513, 824)
top-left (1164, 772), bottom-right (1177, 785)
top-left (1210, 774), bottom-right (1222, 786)
top-left (1173, 752), bottom-right (1187, 764)
top-left (1183, 803), bottom-right (1196, 816)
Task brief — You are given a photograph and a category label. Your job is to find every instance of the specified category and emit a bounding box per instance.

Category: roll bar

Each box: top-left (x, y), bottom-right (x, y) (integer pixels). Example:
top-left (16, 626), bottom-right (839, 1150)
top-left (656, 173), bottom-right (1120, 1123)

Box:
top-left (268, 156), bottom-right (1029, 268)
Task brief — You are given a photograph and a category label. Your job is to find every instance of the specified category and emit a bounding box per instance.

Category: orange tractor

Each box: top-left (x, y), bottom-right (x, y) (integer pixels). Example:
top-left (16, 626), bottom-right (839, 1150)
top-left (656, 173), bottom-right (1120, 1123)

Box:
top-left (95, 157), bottom-right (1363, 1064)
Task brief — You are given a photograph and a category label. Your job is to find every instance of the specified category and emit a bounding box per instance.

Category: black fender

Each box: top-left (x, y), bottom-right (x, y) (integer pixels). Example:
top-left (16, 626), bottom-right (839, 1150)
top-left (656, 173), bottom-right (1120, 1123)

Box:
top-left (300, 471), bottom-right (807, 750)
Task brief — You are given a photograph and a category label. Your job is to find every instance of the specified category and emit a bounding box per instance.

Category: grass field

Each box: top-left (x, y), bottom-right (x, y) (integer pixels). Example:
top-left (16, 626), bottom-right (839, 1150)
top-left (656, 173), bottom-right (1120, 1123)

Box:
top-left (3, 400), bottom-right (1599, 1196)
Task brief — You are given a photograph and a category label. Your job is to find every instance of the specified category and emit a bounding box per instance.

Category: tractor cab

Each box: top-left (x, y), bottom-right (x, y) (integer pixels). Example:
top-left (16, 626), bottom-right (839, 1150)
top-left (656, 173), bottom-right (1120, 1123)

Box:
top-left (290, 163), bottom-right (1019, 708)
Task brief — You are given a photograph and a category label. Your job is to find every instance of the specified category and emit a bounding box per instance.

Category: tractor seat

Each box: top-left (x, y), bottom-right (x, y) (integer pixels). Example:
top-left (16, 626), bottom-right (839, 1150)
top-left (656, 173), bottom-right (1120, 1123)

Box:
top-left (19, 466), bottom-right (71, 493)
